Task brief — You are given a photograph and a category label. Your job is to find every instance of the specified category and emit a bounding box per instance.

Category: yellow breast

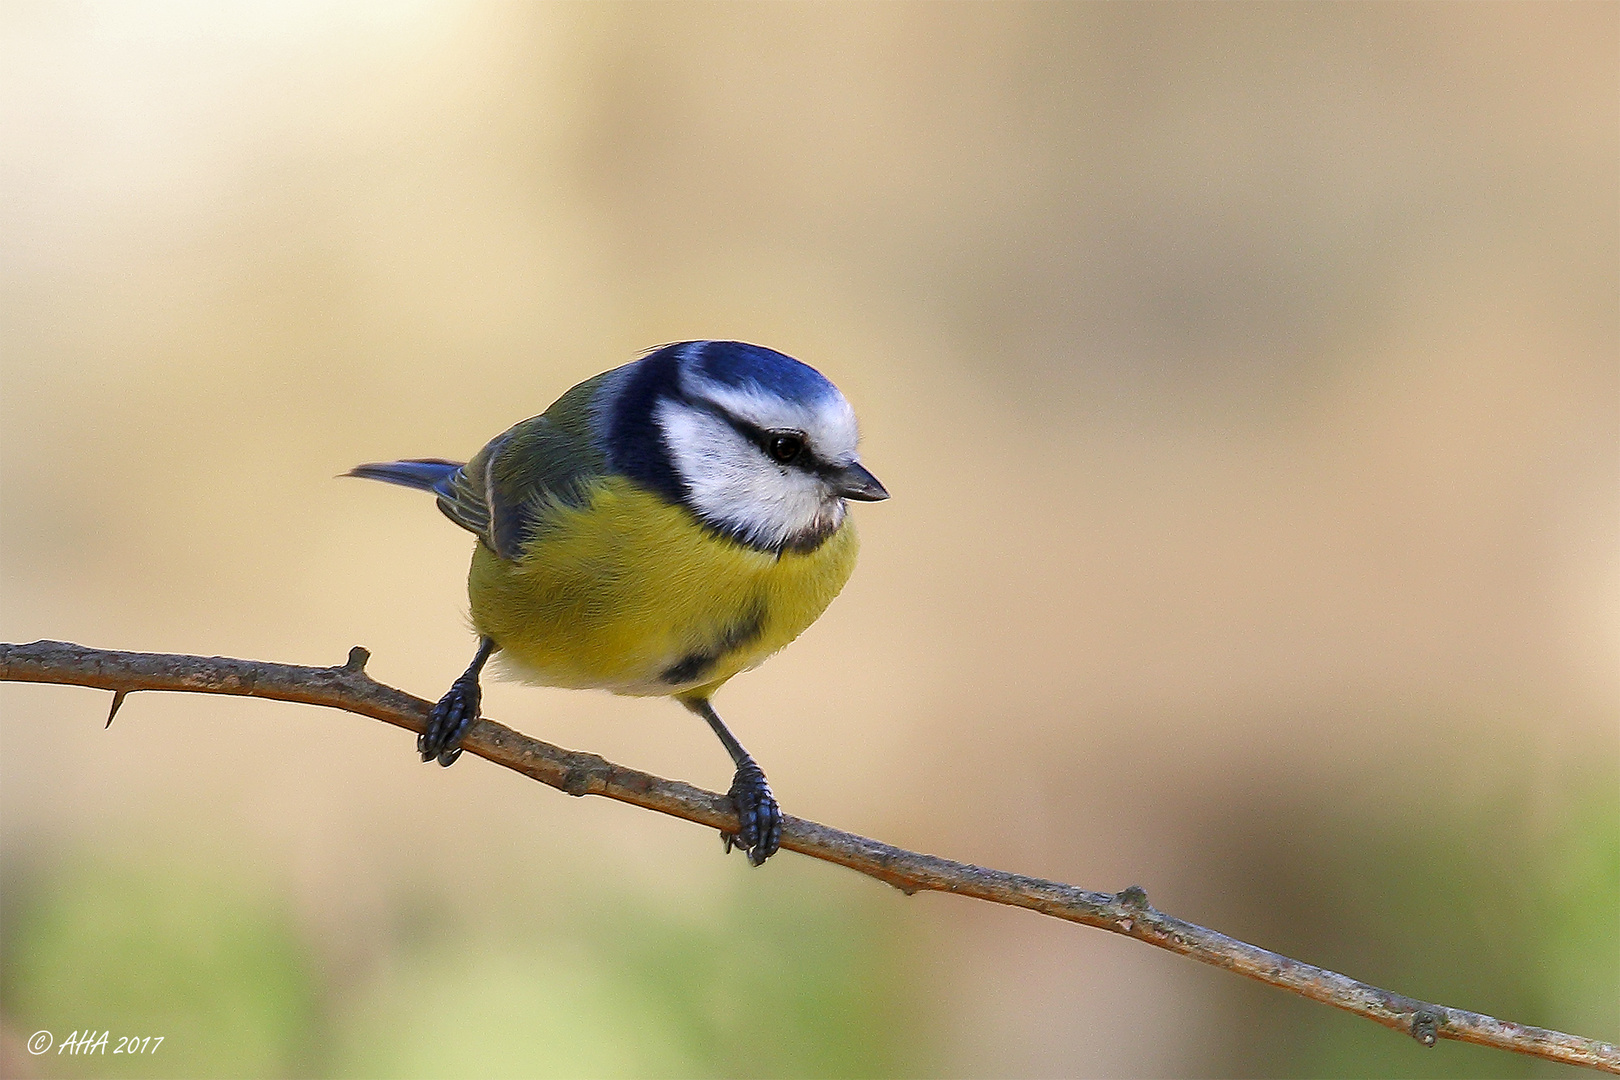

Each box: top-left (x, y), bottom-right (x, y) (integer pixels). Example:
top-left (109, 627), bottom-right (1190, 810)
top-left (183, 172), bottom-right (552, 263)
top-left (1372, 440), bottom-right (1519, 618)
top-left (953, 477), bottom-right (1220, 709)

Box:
top-left (466, 476), bottom-right (859, 697)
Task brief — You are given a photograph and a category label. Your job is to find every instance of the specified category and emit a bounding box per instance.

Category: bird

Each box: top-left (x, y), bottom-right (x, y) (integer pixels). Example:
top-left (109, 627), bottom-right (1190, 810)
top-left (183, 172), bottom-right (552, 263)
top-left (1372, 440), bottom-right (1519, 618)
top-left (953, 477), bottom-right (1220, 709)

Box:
top-left (347, 340), bottom-right (887, 865)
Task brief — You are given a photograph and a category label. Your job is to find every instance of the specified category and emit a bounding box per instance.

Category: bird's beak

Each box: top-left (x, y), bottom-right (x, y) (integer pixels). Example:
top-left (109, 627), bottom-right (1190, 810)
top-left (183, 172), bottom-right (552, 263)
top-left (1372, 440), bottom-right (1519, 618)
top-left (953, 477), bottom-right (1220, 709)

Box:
top-left (831, 461), bottom-right (889, 501)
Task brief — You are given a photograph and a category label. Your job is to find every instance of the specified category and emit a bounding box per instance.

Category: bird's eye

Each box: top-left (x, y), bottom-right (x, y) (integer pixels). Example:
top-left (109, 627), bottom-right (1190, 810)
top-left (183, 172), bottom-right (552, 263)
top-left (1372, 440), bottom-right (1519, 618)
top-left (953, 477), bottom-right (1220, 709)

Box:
top-left (766, 433), bottom-right (804, 464)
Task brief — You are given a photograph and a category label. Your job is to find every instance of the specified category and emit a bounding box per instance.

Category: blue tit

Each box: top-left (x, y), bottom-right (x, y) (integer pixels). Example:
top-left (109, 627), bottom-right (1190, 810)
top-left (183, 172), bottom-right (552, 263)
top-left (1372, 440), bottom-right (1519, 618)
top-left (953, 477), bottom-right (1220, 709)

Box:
top-left (348, 340), bottom-right (887, 865)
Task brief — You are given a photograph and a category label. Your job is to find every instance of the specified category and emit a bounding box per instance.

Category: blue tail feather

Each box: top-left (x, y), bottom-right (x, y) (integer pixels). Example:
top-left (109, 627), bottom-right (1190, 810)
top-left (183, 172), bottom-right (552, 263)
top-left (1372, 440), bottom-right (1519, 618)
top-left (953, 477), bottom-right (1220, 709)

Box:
top-left (346, 458), bottom-right (463, 496)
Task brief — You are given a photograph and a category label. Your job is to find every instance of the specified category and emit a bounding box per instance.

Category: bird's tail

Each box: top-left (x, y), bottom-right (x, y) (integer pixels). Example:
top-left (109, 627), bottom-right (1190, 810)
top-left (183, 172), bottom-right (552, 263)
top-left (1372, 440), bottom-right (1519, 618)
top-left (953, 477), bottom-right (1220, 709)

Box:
top-left (346, 458), bottom-right (464, 496)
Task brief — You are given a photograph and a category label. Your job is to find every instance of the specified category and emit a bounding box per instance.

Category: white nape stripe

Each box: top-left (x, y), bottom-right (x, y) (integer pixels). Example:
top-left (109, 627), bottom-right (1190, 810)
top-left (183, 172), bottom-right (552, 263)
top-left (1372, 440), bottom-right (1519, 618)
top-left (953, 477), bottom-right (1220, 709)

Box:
top-left (656, 398), bottom-right (846, 550)
top-left (679, 371), bottom-right (860, 466)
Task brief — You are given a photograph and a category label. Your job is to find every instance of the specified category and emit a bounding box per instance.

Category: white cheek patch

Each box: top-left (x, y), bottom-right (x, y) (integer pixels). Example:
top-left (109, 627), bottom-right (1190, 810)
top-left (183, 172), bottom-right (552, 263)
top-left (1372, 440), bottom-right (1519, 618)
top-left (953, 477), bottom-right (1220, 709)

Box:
top-left (681, 372), bottom-right (860, 466)
top-left (656, 399), bottom-right (845, 550)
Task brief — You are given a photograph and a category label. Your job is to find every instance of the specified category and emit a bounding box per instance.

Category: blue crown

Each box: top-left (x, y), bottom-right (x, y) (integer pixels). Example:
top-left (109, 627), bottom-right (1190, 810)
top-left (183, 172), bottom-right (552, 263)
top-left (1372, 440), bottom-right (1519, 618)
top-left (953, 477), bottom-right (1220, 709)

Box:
top-left (687, 341), bottom-right (840, 405)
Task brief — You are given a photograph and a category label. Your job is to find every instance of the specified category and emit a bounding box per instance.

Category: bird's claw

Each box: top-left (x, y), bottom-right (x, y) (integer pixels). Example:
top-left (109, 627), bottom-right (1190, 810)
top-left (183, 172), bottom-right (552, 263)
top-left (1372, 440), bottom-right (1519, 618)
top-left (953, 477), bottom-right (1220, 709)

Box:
top-left (420, 675), bottom-right (480, 766)
top-left (723, 762), bottom-right (781, 866)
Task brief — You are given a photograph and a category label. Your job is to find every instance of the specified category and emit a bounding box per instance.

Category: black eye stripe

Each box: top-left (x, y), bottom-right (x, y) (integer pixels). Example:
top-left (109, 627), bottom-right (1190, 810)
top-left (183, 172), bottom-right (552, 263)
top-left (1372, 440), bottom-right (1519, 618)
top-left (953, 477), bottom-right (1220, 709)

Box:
top-left (667, 392), bottom-right (823, 471)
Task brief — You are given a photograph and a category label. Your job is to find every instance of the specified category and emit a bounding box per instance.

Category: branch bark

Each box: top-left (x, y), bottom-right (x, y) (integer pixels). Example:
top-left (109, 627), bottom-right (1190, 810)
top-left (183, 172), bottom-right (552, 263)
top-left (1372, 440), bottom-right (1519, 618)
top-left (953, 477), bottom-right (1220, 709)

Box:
top-left (3, 639), bottom-right (1615, 1074)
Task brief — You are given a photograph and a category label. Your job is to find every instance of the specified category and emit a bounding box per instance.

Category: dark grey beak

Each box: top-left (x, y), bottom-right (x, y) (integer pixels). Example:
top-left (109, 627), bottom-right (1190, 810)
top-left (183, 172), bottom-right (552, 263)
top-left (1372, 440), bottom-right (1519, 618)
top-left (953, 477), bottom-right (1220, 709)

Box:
top-left (830, 461), bottom-right (889, 501)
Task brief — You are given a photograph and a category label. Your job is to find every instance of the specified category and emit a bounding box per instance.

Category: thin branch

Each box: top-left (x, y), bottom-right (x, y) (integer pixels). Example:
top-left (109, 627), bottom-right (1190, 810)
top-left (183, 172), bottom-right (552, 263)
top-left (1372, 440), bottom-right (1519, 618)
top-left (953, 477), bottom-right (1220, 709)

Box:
top-left (3, 639), bottom-right (1615, 1075)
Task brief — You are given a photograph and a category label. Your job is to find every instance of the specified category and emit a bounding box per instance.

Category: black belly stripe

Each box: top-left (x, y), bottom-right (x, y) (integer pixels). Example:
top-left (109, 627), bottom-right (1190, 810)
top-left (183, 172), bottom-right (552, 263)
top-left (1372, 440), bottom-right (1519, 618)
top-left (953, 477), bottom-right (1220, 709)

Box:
top-left (661, 604), bottom-right (767, 685)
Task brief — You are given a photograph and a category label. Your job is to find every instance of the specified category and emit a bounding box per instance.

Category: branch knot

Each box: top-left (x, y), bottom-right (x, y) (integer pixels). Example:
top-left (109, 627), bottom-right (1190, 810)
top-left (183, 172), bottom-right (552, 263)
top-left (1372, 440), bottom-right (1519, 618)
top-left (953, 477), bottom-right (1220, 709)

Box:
top-left (1411, 1009), bottom-right (1440, 1048)
top-left (1116, 884), bottom-right (1150, 910)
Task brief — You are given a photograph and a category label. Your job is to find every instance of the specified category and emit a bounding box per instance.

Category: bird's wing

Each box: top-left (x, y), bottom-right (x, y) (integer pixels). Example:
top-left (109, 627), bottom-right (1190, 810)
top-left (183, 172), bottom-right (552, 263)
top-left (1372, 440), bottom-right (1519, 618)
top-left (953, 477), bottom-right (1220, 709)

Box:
top-left (435, 374), bottom-right (611, 560)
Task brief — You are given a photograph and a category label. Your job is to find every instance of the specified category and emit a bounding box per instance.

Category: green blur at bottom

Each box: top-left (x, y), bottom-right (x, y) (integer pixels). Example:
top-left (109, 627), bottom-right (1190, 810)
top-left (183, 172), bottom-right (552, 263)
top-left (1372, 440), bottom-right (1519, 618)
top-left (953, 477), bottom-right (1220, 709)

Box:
top-left (0, 856), bottom-right (320, 1079)
top-left (327, 869), bottom-right (931, 1078)
top-left (1, 850), bottom-right (934, 1079)
top-left (1201, 775), bottom-right (1618, 1079)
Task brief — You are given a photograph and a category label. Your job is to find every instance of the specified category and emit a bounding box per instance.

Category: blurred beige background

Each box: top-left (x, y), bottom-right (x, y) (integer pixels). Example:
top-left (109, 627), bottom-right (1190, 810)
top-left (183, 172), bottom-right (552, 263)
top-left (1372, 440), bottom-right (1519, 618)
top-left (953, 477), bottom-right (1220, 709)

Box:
top-left (2, 3), bottom-right (1616, 1077)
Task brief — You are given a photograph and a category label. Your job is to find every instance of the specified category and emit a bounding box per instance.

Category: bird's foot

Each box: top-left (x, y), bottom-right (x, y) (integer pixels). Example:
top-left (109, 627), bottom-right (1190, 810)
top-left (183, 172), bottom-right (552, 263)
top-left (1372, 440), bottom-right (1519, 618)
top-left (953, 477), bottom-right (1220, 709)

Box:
top-left (420, 674), bottom-right (481, 766)
top-left (723, 761), bottom-right (781, 866)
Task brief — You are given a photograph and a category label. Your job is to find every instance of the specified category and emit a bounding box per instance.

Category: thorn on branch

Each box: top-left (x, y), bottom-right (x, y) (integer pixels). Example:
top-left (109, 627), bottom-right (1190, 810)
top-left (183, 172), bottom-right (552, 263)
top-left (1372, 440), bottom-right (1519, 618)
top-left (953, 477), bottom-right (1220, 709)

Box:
top-left (1411, 1010), bottom-right (1440, 1048)
top-left (342, 646), bottom-right (370, 674)
top-left (105, 689), bottom-right (129, 727)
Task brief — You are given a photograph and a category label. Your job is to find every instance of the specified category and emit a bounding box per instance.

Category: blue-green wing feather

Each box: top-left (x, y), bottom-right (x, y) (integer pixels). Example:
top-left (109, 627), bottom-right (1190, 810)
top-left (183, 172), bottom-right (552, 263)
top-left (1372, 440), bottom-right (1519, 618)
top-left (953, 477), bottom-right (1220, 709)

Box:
top-left (434, 374), bottom-right (610, 560)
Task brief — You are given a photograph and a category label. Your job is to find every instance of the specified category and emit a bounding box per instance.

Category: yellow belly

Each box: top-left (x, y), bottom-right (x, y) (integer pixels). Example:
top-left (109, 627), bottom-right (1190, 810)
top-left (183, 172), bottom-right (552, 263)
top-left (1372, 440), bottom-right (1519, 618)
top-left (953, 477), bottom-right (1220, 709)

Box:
top-left (466, 476), bottom-right (859, 697)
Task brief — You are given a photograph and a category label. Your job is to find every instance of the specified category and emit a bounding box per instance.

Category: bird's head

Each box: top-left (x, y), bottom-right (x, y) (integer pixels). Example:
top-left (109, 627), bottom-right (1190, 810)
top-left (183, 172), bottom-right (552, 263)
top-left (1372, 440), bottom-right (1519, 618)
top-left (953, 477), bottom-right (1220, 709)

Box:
top-left (605, 341), bottom-right (887, 553)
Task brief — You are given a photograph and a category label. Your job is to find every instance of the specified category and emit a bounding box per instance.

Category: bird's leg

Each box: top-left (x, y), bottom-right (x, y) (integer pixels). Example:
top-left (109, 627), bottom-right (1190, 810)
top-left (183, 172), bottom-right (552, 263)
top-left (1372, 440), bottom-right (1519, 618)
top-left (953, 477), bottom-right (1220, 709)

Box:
top-left (421, 636), bottom-right (496, 767)
top-left (682, 697), bottom-right (782, 866)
